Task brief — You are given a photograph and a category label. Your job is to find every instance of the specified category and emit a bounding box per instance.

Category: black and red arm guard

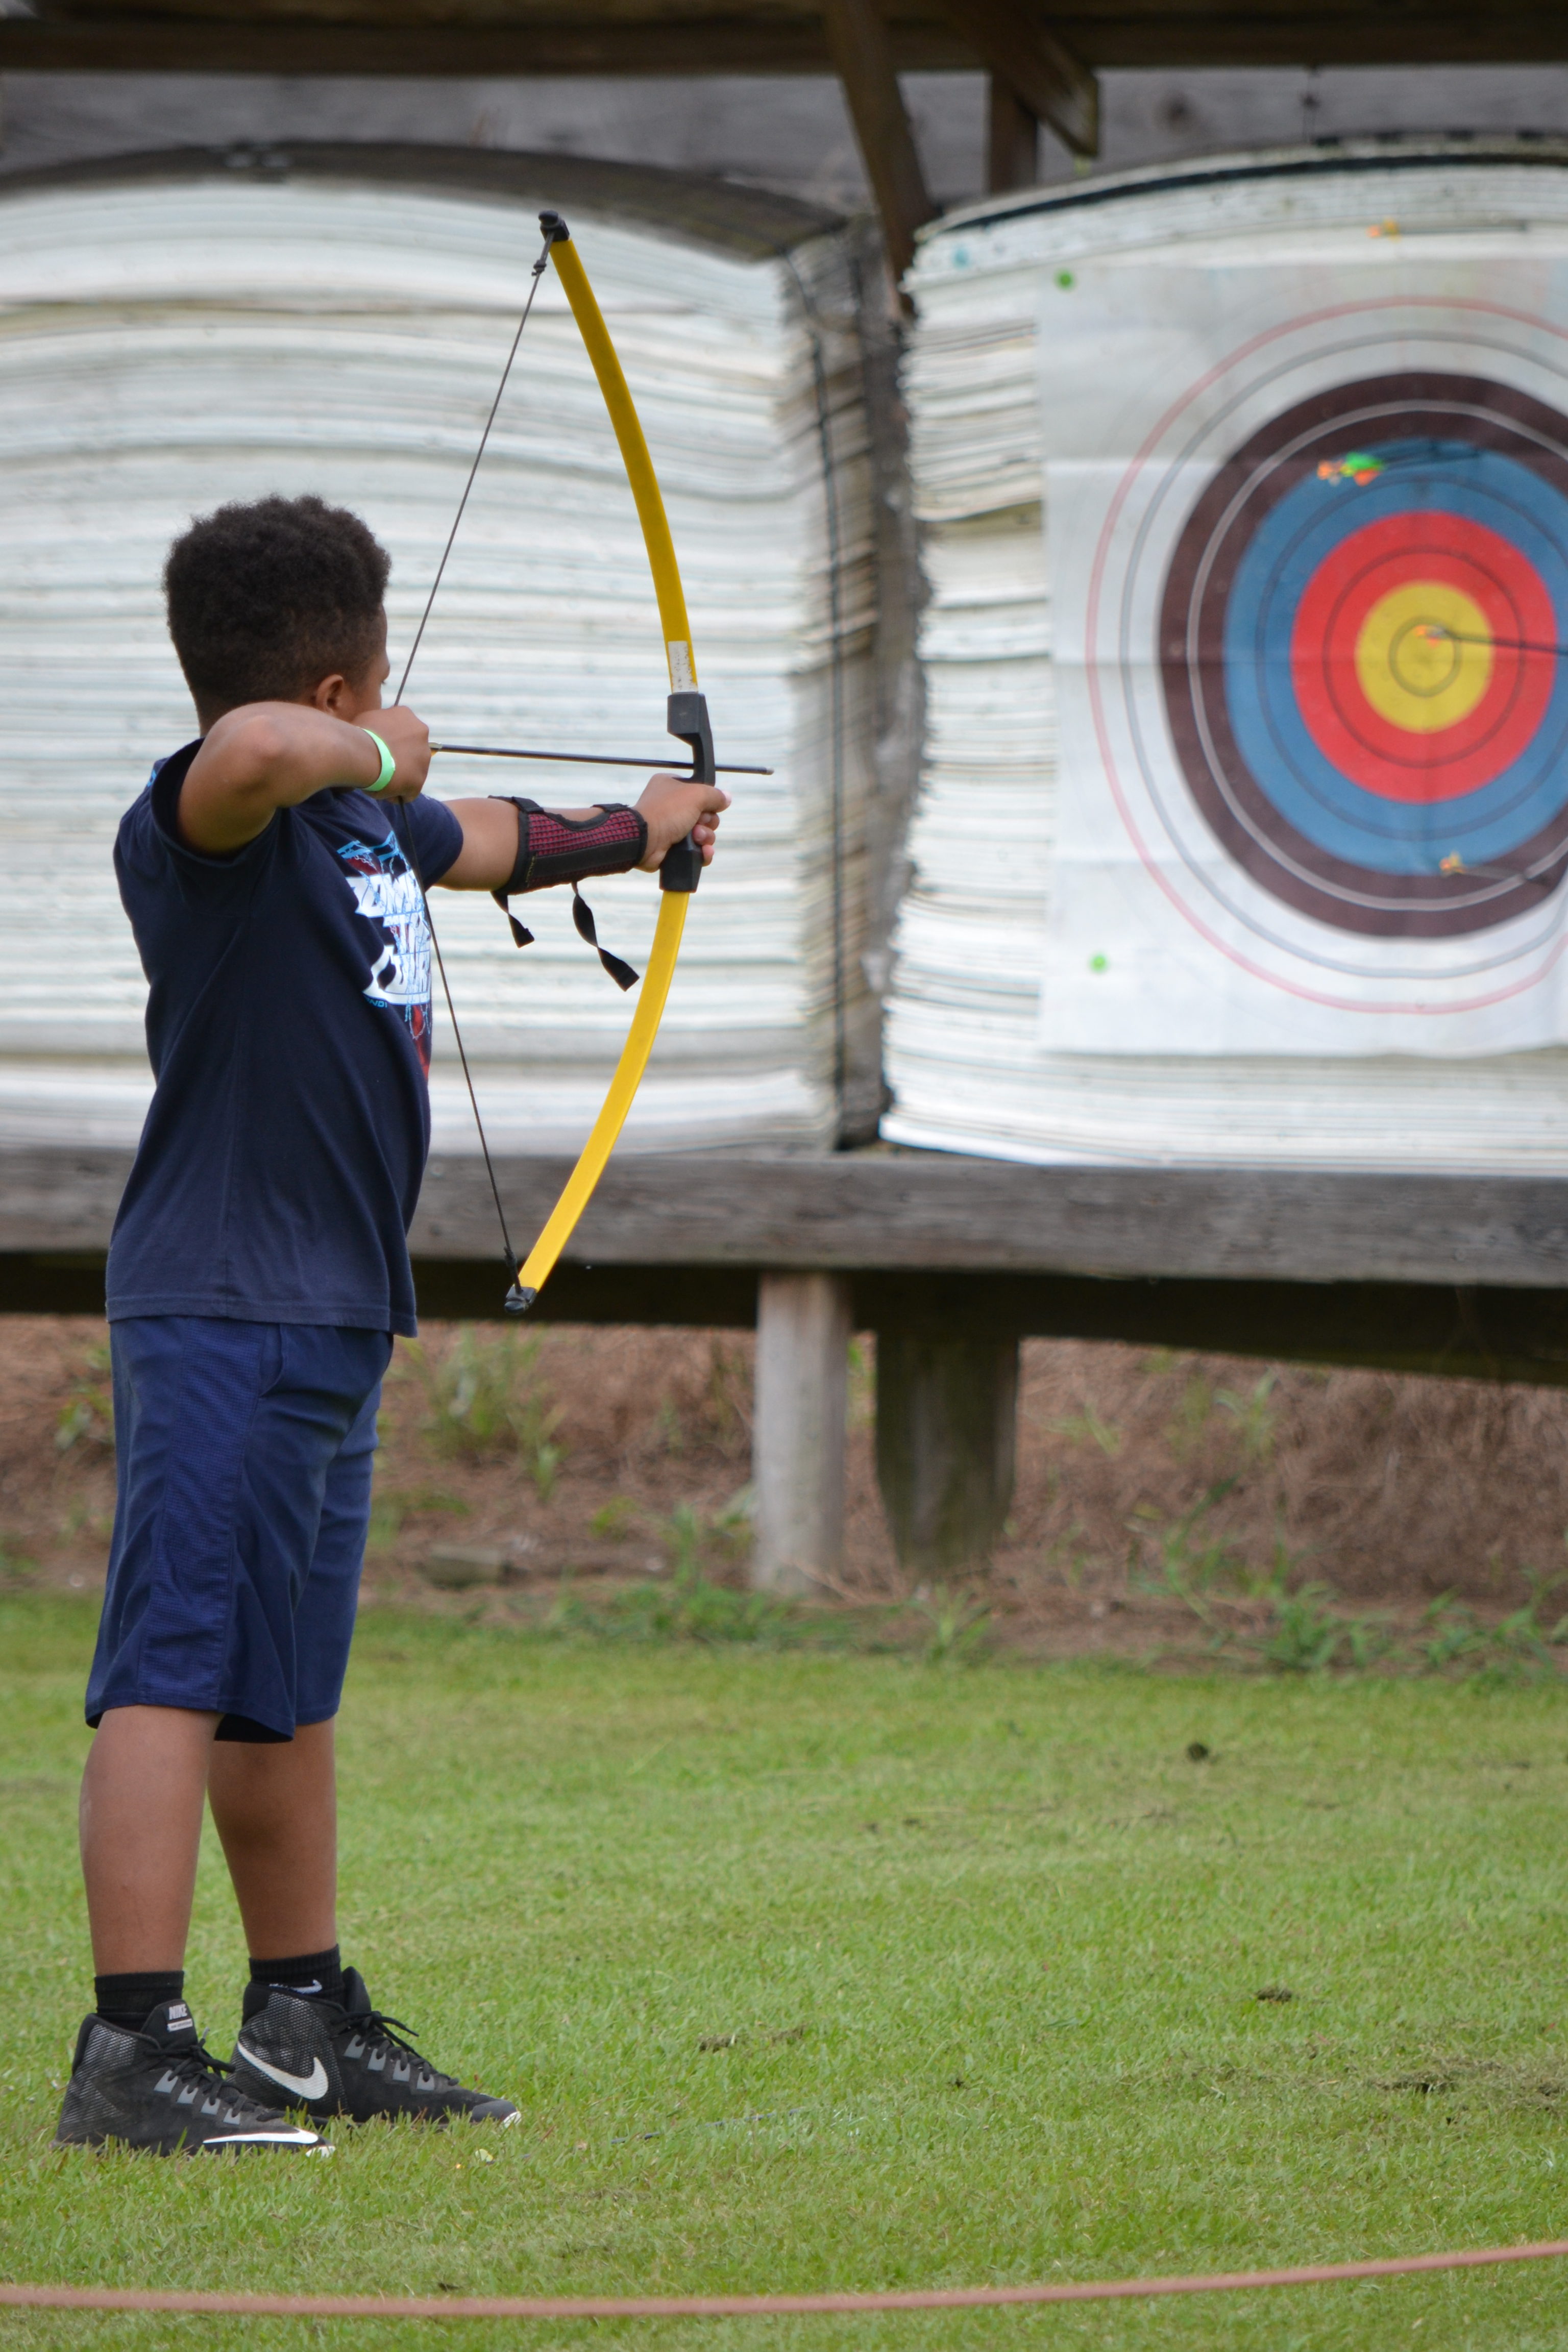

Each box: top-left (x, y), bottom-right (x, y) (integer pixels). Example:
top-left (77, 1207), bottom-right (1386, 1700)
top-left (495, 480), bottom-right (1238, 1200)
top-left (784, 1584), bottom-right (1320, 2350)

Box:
top-left (489, 795), bottom-right (649, 991)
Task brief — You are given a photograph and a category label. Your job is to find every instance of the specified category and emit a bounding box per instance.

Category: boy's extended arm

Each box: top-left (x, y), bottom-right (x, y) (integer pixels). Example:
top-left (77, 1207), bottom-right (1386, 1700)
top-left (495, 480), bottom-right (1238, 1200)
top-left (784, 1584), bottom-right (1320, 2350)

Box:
top-left (177, 702), bottom-right (432, 854)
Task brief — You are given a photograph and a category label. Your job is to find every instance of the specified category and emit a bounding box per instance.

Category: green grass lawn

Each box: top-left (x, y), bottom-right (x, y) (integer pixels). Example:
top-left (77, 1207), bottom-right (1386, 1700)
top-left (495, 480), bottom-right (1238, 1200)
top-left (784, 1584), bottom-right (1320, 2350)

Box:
top-left (3, 1594), bottom-right (1568, 2350)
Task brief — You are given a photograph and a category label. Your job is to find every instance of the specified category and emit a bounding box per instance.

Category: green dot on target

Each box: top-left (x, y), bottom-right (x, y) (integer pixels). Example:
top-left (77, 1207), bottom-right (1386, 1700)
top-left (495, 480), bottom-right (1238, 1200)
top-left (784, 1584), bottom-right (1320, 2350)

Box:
top-left (1089, 953), bottom-right (1108, 972)
top-left (1056, 269), bottom-right (1075, 289)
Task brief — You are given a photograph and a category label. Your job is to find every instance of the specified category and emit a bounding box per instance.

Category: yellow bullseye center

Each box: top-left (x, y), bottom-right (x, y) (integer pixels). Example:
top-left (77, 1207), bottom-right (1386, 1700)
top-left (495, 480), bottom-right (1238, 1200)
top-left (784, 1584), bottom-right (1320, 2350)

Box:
top-left (1354, 582), bottom-right (1494, 732)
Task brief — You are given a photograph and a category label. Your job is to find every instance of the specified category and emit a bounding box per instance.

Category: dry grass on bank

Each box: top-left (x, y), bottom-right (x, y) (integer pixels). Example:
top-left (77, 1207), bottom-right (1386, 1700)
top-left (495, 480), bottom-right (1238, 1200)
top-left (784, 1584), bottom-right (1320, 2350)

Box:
top-left (3, 1316), bottom-right (1567, 1667)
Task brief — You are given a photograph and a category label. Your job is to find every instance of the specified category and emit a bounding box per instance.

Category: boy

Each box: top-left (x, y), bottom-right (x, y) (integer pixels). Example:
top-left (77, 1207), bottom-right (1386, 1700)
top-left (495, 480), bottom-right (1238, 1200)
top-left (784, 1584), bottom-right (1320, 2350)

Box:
top-left (54, 493), bottom-right (727, 2154)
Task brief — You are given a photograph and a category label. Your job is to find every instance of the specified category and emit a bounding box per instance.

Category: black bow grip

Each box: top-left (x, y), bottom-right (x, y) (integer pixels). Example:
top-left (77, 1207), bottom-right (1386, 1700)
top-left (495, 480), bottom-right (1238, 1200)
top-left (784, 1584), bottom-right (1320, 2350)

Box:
top-left (660, 690), bottom-right (712, 894)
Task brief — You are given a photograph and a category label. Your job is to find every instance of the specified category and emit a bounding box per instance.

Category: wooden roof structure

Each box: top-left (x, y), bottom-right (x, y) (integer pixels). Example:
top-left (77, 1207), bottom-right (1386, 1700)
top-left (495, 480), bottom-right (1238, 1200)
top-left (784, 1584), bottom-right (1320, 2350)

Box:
top-left (5, 0), bottom-right (1567, 276)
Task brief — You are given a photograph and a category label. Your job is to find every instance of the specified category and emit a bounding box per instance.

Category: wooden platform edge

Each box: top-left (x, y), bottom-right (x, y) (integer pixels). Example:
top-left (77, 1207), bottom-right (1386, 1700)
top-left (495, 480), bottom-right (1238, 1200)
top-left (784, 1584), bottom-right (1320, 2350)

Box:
top-left (4, 1145), bottom-right (1568, 1380)
top-left (4, 1251), bottom-right (1568, 1387)
top-left (4, 1145), bottom-right (1568, 1289)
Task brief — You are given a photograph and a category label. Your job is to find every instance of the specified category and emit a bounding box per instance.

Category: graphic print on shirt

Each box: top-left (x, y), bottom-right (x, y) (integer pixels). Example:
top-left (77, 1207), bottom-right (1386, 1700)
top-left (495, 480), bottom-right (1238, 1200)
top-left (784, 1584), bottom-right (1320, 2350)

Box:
top-left (335, 831), bottom-right (432, 1070)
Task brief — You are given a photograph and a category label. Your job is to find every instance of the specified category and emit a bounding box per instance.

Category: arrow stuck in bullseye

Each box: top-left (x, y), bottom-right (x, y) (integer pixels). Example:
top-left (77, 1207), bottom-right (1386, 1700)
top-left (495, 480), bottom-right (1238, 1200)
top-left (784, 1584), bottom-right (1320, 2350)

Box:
top-left (1417, 626), bottom-right (1568, 658)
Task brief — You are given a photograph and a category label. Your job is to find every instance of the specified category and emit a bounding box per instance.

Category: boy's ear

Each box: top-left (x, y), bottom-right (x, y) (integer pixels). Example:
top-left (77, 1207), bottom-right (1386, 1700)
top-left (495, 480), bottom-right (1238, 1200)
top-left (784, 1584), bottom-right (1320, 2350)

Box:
top-left (309, 671), bottom-right (355, 716)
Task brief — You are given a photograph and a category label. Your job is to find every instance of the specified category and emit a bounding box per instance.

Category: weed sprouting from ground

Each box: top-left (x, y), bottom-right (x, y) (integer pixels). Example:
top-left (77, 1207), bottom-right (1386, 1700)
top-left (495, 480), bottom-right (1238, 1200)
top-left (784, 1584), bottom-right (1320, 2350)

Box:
top-left (545, 1492), bottom-right (795, 1646)
top-left (1124, 1487), bottom-right (1563, 1679)
top-left (703, 1341), bottom-right (752, 1457)
top-left (546, 1563), bottom-right (799, 1647)
top-left (403, 1328), bottom-right (566, 1497)
top-left (1165, 1372), bottom-right (1216, 1459)
top-left (1129, 1481), bottom-right (1245, 1623)
top-left (1419, 1574), bottom-right (1568, 1680)
top-left (668, 1491), bottom-right (754, 1573)
top-left (0, 1534), bottom-right (36, 1581)
top-left (1255, 1583), bottom-right (1388, 1674)
top-left (589, 1496), bottom-right (639, 1541)
top-left (1051, 1405), bottom-right (1124, 1457)
top-left (1216, 1369), bottom-right (1279, 1461)
top-left (365, 1483), bottom-right (470, 1555)
top-left (908, 1585), bottom-right (993, 1665)
top-left (54, 1340), bottom-right (112, 1455)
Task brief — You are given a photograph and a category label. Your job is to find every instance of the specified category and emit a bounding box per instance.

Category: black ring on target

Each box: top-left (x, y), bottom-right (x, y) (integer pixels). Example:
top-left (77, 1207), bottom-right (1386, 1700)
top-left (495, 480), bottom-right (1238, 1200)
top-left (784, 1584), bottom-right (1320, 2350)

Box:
top-left (1160, 373), bottom-right (1568, 938)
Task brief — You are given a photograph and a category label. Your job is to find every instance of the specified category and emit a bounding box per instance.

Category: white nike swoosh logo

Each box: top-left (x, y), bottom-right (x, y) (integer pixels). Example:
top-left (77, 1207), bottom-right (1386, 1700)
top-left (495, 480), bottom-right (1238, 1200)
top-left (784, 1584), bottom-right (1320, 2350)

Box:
top-left (235, 2043), bottom-right (328, 2101)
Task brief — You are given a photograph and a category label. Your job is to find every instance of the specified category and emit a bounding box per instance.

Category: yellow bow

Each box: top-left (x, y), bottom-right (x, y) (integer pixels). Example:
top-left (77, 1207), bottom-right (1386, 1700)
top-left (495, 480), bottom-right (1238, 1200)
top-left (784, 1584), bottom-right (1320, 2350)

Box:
top-left (505, 211), bottom-right (712, 1314)
top-left (396, 208), bottom-right (712, 1316)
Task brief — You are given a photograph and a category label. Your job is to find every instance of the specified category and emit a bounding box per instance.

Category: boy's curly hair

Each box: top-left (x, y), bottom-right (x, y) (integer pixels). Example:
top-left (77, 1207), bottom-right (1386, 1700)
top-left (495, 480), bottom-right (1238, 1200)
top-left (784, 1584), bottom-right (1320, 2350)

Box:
top-left (164, 495), bottom-right (391, 714)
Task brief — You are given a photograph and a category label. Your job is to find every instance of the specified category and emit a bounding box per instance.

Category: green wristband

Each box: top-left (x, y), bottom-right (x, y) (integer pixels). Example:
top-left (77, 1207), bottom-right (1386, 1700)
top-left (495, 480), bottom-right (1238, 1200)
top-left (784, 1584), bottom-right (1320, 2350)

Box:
top-left (360, 728), bottom-right (396, 793)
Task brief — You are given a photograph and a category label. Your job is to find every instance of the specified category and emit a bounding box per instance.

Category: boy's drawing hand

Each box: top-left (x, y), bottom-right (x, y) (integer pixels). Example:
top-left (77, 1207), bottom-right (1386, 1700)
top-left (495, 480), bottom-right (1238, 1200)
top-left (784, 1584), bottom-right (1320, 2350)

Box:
top-left (356, 703), bottom-right (432, 801)
top-left (181, 698), bottom-right (432, 854)
top-left (634, 772), bottom-right (730, 871)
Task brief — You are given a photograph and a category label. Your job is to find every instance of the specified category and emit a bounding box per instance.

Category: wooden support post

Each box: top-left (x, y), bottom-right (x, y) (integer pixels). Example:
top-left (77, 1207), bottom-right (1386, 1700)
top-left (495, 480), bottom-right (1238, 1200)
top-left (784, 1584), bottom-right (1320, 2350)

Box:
top-left (875, 1329), bottom-right (1019, 1576)
top-left (943, 0), bottom-right (1099, 159)
top-left (752, 1271), bottom-right (852, 1596)
top-left (988, 74), bottom-right (1039, 191)
top-left (819, 0), bottom-right (936, 284)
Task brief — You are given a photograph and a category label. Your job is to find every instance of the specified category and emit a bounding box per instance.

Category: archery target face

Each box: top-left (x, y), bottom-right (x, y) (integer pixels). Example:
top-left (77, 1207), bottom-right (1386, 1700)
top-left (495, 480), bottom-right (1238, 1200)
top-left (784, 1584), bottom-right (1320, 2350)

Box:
top-left (1161, 373), bottom-right (1568, 937)
top-left (1041, 277), bottom-right (1568, 1044)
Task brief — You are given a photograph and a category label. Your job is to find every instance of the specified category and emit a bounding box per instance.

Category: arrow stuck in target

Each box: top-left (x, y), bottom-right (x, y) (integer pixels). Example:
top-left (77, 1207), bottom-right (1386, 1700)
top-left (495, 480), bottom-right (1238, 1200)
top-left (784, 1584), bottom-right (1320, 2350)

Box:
top-left (1422, 626), bottom-right (1566, 889)
top-left (1418, 625), bottom-right (1568, 658)
top-left (1438, 849), bottom-right (1560, 890)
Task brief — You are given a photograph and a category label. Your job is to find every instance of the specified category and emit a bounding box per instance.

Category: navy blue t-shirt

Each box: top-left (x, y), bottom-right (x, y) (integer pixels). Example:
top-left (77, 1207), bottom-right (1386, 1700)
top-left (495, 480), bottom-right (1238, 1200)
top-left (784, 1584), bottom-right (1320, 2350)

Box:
top-left (107, 742), bottom-right (464, 1337)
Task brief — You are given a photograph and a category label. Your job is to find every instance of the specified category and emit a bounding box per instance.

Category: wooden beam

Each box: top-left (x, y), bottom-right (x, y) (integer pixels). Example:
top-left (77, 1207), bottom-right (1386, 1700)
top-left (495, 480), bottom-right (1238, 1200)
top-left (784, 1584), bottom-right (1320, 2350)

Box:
top-left (410, 1155), bottom-right (1568, 1293)
top-left (2, 7), bottom-right (1566, 77)
top-left (10, 1247), bottom-right (1568, 1386)
top-left (11, 1146), bottom-right (1568, 1292)
top-left (854, 1269), bottom-right (1568, 1389)
top-left (818, 0), bottom-right (936, 283)
top-left (1041, 9), bottom-right (1568, 67)
top-left (987, 72), bottom-right (1039, 191)
top-left (0, 13), bottom-right (850, 72)
top-left (946, 0), bottom-right (1097, 155)
top-left (8, 0), bottom-right (1568, 78)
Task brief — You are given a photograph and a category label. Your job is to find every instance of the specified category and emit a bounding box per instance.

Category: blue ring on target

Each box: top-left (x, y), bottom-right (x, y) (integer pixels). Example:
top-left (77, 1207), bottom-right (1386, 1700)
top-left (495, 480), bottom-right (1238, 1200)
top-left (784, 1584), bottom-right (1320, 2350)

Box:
top-left (1223, 442), bottom-right (1568, 875)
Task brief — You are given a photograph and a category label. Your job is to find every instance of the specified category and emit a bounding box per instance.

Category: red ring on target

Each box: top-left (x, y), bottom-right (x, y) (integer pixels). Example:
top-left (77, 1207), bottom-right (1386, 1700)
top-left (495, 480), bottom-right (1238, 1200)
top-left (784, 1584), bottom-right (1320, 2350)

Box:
top-left (1290, 511), bottom-right (1556, 802)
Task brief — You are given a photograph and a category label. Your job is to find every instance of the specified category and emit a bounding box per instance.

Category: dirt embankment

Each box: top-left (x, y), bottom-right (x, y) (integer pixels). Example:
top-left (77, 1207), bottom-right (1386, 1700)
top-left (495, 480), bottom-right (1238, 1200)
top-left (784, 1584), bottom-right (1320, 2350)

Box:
top-left (4, 1318), bottom-right (1566, 1652)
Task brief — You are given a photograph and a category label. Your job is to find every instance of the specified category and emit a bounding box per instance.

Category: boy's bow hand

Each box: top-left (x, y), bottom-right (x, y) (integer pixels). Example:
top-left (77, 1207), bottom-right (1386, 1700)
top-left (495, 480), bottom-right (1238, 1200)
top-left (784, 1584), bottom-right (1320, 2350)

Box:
top-left (357, 703), bottom-right (431, 800)
top-left (634, 772), bottom-right (730, 871)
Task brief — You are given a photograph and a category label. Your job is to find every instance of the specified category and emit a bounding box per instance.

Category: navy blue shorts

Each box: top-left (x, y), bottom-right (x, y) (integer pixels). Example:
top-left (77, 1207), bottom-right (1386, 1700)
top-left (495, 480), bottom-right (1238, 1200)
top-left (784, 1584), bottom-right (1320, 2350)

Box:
top-left (86, 1317), bottom-right (393, 1743)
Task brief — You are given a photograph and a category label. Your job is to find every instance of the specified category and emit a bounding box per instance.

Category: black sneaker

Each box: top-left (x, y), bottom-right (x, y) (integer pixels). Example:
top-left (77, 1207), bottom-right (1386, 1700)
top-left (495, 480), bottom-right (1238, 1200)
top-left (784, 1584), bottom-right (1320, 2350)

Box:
top-left (55, 1998), bottom-right (330, 2155)
top-left (229, 1967), bottom-right (520, 2127)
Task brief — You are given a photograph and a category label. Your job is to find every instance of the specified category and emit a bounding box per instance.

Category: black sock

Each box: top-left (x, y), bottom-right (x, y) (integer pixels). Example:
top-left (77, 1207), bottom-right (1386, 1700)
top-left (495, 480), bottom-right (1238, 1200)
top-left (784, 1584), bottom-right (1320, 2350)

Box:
top-left (94, 1969), bottom-right (184, 2033)
top-left (249, 1944), bottom-right (343, 2005)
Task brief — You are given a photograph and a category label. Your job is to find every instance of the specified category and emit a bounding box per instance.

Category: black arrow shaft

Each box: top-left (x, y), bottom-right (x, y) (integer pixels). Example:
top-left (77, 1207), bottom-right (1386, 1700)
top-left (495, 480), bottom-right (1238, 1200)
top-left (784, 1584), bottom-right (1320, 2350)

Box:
top-left (429, 741), bottom-right (770, 774)
top-left (1425, 628), bottom-right (1568, 657)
